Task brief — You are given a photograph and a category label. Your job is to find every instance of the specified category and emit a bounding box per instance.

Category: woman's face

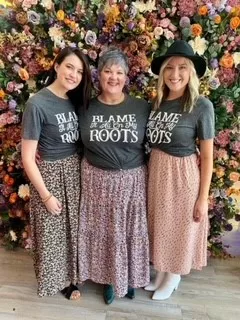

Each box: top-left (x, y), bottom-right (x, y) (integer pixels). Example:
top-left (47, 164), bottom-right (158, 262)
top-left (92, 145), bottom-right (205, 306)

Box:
top-left (54, 53), bottom-right (84, 92)
top-left (163, 57), bottom-right (191, 97)
top-left (99, 64), bottom-right (127, 96)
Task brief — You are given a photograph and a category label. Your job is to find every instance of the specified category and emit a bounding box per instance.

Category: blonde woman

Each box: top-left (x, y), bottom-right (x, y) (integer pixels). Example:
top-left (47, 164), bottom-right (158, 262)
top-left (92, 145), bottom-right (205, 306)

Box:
top-left (145, 40), bottom-right (215, 300)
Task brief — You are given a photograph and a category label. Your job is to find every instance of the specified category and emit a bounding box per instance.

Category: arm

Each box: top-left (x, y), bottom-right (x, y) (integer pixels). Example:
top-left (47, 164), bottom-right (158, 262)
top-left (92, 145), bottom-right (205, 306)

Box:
top-left (21, 139), bottom-right (62, 215)
top-left (193, 139), bottom-right (213, 223)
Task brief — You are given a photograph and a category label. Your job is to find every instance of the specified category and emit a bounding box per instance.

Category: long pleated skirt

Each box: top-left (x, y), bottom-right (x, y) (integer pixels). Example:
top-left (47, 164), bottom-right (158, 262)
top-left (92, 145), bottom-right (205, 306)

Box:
top-left (148, 149), bottom-right (208, 275)
top-left (29, 154), bottom-right (81, 297)
top-left (78, 158), bottom-right (150, 297)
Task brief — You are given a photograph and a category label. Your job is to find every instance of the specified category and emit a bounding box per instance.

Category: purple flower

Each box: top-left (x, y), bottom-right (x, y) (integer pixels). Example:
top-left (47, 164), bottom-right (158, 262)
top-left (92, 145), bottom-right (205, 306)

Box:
top-left (179, 16), bottom-right (190, 28)
top-left (224, 223), bottom-right (233, 232)
top-left (8, 100), bottom-right (17, 110)
top-left (127, 21), bottom-right (135, 30)
top-left (97, 13), bottom-right (105, 29)
top-left (210, 58), bottom-right (219, 69)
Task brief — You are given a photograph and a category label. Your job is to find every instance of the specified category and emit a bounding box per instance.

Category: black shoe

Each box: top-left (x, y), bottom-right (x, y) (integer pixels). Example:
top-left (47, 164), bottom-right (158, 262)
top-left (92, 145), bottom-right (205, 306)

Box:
top-left (61, 284), bottom-right (80, 300)
top-left (125, 287), bottom-right (135, 299)
top-left (103, 284), bottom-right (115, 305)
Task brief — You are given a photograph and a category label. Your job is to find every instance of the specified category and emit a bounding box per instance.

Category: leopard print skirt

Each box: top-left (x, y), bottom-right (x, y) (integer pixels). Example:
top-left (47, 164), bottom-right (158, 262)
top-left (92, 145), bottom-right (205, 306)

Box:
top-left (29, 154), bottom-right (80, 297)
top-left (78, 158), bottom-right (150, 297)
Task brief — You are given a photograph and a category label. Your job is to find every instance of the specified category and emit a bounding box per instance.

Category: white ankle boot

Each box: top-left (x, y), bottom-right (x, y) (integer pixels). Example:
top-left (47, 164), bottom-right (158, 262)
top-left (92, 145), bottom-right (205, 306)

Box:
top-left (152, 273), bottom-right (181, 300)
top-left (144, 271), bottom-right (166, 291)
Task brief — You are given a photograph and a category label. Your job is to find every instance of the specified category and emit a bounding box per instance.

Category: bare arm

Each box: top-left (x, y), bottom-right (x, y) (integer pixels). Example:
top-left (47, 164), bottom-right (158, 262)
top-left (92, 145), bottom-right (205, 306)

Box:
top-left (193, 139), bottom-right (214, 222)
top-left (21, 139), bottom-right (62, 214)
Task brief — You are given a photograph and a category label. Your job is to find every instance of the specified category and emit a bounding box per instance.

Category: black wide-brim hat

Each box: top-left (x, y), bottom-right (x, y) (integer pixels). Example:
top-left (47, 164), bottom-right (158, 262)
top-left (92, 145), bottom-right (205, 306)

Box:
top-left (151, 40), bottom-right (207, 78)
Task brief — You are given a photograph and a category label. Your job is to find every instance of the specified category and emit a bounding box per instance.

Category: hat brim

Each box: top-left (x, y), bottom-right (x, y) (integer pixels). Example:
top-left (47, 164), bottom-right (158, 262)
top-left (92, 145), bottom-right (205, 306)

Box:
top-left (151, 53), bottom-right (207, 78)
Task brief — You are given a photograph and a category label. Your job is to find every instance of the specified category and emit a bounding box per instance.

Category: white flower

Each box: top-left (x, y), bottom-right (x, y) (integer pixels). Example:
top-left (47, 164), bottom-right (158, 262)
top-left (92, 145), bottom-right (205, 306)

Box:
top-left (40, 0), bottom-right (53, 10)
top-left (48, 26), bottom-right (64, 47)
top-left (85, 30), bottom-right (97, 46)
top-left (188, 36), bottom-right (208, 56)
top-left (233, 52), bottom-right (240, 66)
top-left (132, 0), bottom-right (156, 12)
top-left (153, 27), bottom-right (163, 39)
top-left (9, 230), bottom-right (17, 242)
top-left (18, 184), bottom-right (30, 199)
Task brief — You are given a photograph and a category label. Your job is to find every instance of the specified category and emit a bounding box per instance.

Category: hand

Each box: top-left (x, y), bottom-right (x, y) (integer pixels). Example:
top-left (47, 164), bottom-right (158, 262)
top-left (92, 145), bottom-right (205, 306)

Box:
top-left (44, 195), bottom-right (62, 215)
top-left (193, 197), bottom-right (208, 223)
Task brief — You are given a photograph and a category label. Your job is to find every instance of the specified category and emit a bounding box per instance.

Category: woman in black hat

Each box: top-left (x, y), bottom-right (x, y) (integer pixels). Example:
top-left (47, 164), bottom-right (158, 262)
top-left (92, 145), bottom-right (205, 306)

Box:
top-left (145, 40), bottom-right (215, 300)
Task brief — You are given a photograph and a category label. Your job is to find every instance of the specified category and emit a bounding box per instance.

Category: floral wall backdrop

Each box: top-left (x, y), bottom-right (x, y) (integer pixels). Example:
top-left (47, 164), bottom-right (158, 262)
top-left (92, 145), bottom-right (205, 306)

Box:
top-left (0, 0), bottom-right (239, 256)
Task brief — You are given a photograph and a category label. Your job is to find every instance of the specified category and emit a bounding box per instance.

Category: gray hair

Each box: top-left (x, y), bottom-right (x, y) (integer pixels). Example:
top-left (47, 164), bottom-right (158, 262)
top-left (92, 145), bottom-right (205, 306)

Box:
top-left (98, 47), bottom-right (129, 74)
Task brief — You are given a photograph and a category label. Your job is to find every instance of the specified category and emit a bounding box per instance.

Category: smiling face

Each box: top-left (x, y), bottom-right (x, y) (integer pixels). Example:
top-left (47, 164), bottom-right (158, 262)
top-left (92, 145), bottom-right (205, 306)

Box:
top-left (163, 56), bottom-right (191, 99)
top-left (98, 63), bottom-right (127, 97)
top-left (54, 53), bottom-right (84, 93)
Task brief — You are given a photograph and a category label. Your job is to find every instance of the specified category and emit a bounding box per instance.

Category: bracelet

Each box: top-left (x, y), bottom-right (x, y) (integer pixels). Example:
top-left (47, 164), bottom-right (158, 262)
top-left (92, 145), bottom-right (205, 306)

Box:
top-left (42, 193), bottom-right (53, 203)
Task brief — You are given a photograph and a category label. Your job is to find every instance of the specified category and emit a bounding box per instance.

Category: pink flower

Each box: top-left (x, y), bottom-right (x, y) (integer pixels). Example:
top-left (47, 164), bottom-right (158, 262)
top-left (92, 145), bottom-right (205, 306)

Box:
top-left (214, 129), bottom-right (231, 148)
top-left (164, 29), bottom-right (175, 40)
top-left (177, 0), bottom-right (197, 17)
top-left (214, 147), bottom-right (229, 160)
top-left (159, 18), bottom-right (171, 28)
top-left (168, 23), bottom-right (177, 32)
top-left (225, 100), bottom-right (234, 113)
top-left (230, 141), bottom-right (240, 155)
top-left (217, 67), bottom-right (236, 88)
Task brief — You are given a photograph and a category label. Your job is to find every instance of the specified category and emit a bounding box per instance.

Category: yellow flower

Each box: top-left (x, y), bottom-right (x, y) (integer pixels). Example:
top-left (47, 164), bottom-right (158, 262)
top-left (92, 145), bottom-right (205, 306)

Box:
top-left (0, 88), bottom-right (5, 99)
top-left (214, 15), bottom-right (221, 24)
top-left (215, 166), bottom-right (225, 178)
top-left (56, 9), bottom-right (65, 21)
top-left (18, 68), bottom-right (29, 81)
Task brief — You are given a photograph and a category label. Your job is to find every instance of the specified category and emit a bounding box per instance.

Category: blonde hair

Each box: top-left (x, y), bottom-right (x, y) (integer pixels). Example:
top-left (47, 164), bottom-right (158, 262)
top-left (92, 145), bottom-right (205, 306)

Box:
top-left (153, 57), bottom-right (200, 113)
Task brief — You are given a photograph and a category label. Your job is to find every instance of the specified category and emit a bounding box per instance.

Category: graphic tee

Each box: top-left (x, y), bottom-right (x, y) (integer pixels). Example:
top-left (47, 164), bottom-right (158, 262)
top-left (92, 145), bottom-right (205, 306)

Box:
top-left (80, 95), bottom-right (150, 170)
top-left (146, 96), bottom-right (215, 157)
top-left (22, 88), bottom-right (80, 161)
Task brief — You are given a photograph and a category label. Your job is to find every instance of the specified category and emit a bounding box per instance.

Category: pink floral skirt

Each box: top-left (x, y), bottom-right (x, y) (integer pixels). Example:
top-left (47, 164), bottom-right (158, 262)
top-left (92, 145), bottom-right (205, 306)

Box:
top-left (78, 158), bottom-right (150, 297)
top-left (148, 149), bottom-right (208, 275)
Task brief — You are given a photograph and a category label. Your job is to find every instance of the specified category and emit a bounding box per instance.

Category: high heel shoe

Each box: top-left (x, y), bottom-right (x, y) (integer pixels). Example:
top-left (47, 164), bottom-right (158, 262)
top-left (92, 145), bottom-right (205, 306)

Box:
top-left (152, 273), bottom-right (181, 300)
top-left (144, 271), bottom-right (166, 291)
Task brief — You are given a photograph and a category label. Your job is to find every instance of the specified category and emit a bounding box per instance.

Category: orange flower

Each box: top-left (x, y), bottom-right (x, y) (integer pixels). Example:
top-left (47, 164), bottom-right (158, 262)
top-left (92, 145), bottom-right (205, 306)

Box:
top-left (230, 16), bottom-right (240, 30)
top-left (191, 24), bottom-right (202, 36)
top-left (9, 193), bottom-right (18, 204)
top-left (229, 172), bottom-right (240, 182)
top-left (64, 18), bottom-right (71, 25)
top-left (0, 88), bottom-right (5, 99)
top-left (7, 177), bottom-right (15, 186)
top-left (215, 166), bottom-right (225, 178)
top-left (198, 6), bottom-right (208, 16)
top-left (18, 68), bottom-right (29, 81)
top-left (214, 15), bottom-right (221, 24)
top-left (3, 174), bottom-right (10, 183)
top-left (56, 9), bottom-right (65, 21)
top-left (219, 54), bottom-right (234, 68)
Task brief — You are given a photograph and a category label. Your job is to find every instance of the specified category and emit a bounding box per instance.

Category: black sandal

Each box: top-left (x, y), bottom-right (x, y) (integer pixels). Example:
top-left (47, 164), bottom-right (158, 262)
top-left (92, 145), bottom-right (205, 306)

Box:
top-left (61, 284), bottom-right (81, 300)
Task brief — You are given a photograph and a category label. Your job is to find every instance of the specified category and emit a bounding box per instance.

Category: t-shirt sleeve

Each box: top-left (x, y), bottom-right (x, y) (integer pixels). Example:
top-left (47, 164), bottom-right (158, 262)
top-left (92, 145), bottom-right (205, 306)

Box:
top-left (196, 98), bottom-right (215, 140)
top-left (22, 101), bottom-right (43, 140)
